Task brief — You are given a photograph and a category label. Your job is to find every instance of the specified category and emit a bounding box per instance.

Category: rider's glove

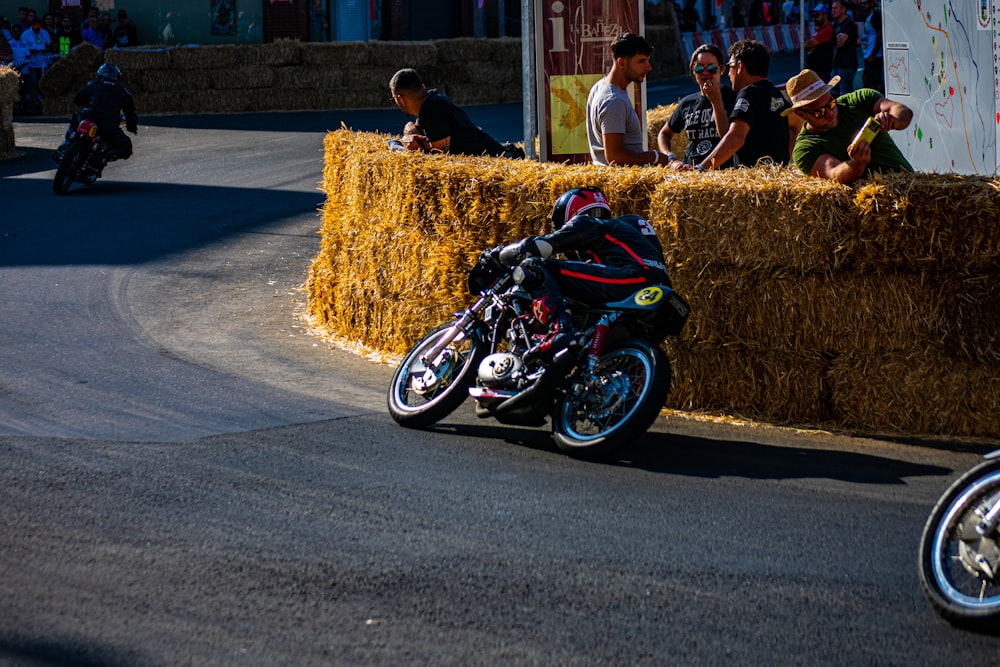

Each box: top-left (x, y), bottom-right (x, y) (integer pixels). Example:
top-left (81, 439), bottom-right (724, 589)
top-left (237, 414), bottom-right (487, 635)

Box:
top-left (480, 245), bottom-right (506, 270)
top-left (498, 237), bottom-right (541, 267)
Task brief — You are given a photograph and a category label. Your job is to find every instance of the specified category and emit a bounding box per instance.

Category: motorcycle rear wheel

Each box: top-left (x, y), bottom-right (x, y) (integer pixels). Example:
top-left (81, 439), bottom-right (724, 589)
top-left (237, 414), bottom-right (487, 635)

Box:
top-left (918, 457), bottom-right (1000, 630)
top-left (552, 339), bottom-right (670, 459)
top-left (53, 141), bottom-right (87, 195)
top-left (387, 321), bottom-right (487, 429)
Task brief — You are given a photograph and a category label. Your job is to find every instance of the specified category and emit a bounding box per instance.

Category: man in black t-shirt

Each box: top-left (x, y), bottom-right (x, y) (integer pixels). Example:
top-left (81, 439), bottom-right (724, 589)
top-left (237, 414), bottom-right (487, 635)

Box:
top-left (389, 68), bottom-right (508, 157)
top-left (689, 40), bottom-right (793, 170)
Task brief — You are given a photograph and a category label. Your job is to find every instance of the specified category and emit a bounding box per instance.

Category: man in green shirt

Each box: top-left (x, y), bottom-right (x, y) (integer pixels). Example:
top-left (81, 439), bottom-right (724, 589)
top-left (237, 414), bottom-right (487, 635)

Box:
top-left (784, 69), bottom-right (913, 184)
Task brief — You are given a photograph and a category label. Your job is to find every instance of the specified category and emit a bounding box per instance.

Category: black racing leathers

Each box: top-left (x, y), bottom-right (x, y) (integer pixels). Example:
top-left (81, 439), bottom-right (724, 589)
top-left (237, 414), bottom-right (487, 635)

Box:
top-left (72, 78), bottom-right (138, 160)
top-left (515, 213), bottom-right (671, 307)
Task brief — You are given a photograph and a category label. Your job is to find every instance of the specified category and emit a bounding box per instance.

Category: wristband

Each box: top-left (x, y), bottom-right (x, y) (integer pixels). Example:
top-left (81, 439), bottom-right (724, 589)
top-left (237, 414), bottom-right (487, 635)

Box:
top-left (666, 153), bottom-right (676, 161)
top-left (649, 149), bottom-right (661, 166)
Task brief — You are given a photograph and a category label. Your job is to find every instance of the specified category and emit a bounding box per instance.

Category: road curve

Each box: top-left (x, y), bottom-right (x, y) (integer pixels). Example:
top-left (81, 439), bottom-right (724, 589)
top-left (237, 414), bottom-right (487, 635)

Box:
top-left (1, 113), bottom-right (998, 665)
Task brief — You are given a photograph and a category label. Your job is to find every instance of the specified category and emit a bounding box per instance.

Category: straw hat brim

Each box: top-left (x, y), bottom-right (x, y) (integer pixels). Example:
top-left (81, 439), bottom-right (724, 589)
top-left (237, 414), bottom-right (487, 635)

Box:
top-left (780, 75), bottom-right (841, 116)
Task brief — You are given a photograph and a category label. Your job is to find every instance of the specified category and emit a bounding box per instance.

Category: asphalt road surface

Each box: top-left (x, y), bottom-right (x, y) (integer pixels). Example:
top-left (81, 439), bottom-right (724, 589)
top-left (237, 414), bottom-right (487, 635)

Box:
top-left (2, 104), bottom-right (1000, 666)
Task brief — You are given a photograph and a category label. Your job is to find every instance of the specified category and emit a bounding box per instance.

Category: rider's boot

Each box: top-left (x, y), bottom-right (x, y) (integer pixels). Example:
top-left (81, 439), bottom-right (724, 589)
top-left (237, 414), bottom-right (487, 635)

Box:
top-left (524, 296), bottom-right (582, 364)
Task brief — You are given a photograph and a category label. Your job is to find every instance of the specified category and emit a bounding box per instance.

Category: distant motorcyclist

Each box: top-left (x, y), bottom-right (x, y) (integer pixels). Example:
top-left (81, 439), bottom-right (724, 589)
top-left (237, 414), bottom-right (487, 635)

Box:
top-left (489, 187), bottom-right (672, 361)
top-left (53, 63), bottom-right (138, 168)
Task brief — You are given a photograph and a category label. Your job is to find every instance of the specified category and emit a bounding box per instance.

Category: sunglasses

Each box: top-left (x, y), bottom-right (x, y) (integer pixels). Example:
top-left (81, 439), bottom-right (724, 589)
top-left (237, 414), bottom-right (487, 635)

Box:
top-left (726, 60), bottom-right (739, 68)
top-left (693, 64), bottom-right (721, 74)
top-left (800, 97), bottom-right (837, 119)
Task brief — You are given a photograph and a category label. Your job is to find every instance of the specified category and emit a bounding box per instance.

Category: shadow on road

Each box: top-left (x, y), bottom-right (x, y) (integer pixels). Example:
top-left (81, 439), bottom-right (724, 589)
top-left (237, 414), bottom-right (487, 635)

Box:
top-left (0, 633), bottom-right (139, 667)
top-left (426, 421), bottom-right (954, 484)
top-left (0, 178), bottom-right (322, 267)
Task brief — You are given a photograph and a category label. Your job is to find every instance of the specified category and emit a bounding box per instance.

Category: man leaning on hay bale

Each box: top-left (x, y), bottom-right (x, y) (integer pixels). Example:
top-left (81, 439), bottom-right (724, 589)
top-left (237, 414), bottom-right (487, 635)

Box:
top-left (388, 68), bottom-right (523, 158)
top-left (783, 68), bottom-right (913, 184)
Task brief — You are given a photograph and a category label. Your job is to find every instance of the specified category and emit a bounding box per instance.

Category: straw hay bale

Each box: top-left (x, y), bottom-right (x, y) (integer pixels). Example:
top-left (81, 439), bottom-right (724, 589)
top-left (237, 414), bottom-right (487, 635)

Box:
top-left (105, 47), bottom-right (172, 71)
top-left (664, 340), bottom-right (828, 423)
top-left (301, 42), bottom-right (374, 68)
top-left (342, 65), bottom-right (409, 100)
top-left (658, 165), bottom-right (855, 273)
top-left (207, 66), bottom-right (274, 90)
top-left (39, 42), bottom-right (103, 97)
top-left (852, 172), bottom-right (1000, 270)
top-left (141, 69), bottom-right (211, 93)
top-left (647, 103), bottom-right (688, 157)
top-left (370, 40), bottom-right (437, 68)
top-left (827, 351), bottom-right (1000, 437)
top-left (273, 66), bottom-right (342, 90)
top-left (0, 66), bottom-right (17, 159)
top-left (242, 39), bottom-right (303, 66)
top-left (172, 44), bottom-right (240, 70)
top-left (435, 37), bottom-right (491, 64)
top-left (308, 128), bottom-right (1000, 438)
top-left (675, 267), bottom-right (952, 355)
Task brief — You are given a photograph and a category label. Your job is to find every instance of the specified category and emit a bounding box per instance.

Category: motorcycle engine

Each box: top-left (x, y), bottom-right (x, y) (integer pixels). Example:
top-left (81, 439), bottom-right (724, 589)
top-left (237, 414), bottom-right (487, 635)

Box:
top-left (477, 353), bottom-right (525, 389)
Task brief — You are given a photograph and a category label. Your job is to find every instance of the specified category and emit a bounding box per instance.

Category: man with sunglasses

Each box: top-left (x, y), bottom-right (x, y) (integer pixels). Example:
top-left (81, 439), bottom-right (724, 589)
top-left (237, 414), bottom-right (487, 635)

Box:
top-left (785, 69), bottom-right (912, 184)
top-left (690, 39), bottom-right (794, 171)
top-left (657, 43), bottom-right (736, 169)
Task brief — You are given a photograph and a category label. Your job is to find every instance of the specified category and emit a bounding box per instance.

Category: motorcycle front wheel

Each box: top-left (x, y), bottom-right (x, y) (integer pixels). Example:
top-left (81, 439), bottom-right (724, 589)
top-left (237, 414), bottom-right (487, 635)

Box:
top-left (918, 457), bottom-right (1000, 630)
top-left (552, 338), bottom-right (671, 458)
top-left (53, 141), bottom-right (86, 195)
top-left (387, 321), bottom-right (487, 429)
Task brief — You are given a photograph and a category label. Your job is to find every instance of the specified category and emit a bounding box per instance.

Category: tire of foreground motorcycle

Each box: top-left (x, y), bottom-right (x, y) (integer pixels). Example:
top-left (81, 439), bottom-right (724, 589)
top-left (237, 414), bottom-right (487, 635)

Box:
top-left (387, 321), bottom-right (488, 429)
top-left (552, 338), bottom-right (671, 459)
top-left (917, 457), bottom-right (1000, 631)
top-left (53, 141), bottom-right (87, 194)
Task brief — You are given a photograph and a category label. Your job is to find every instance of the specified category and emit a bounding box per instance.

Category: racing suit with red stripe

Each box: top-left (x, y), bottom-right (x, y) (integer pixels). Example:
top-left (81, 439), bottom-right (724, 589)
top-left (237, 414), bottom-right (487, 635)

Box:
top-left (518, 213), bottom-right (671, 306)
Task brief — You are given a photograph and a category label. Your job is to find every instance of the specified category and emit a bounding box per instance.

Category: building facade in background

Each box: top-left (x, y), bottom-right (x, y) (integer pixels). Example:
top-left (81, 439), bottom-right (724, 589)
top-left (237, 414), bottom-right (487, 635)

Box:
top-left (33, 0), bottom-right (521, 45)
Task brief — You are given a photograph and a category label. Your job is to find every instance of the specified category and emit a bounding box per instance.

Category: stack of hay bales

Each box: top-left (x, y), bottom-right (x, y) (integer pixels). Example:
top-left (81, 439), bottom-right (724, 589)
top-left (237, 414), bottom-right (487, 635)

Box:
top-left (39, 42), bottom-right (104, 117)
top-left (0, 65), bottom-right (20, 159)
top-left (308, 128), bottom-right (1000, 439)
top-left (98, 37), bottom-right (523, 115)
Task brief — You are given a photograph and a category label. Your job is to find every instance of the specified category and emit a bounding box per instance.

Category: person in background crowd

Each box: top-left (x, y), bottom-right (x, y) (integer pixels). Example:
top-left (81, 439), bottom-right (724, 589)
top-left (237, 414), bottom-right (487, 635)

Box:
top-left (860, 0), bottom-right (883, 93)
top-left (685, 39), bottom-right (794, 170)
top-left (41, 11), bottom-right (55, 41)
top-left (19, 17), bottom-right (50, 114)
top-left (657, 43), bottom-right (736, 169)
top-left (586, 32), bottom-right (669, 166)
top-left (783, 0), bottom-right (800, 23)
top-left (804, 4), bottom-right (835, 85)
top-left (98, 12), bottom-right (113, 46)
top-left (54, 13), bottom-right (81, 57)
top-left (15, 6), bottom-right (31, 33)
top-left (0, 17), bottom-right (13, 61)
top-left (81, 14), bottom-right (103, 50)
top-left (388, 68), bottom-right (516, 157)
top-left (112, 9), bottom-right (138, 47)
top-left (679, 0), bottom-right (701, 31)
top-left (785, 68), bottom-right (912, 183)
top-left (830, 0), bottom-right (858, 95)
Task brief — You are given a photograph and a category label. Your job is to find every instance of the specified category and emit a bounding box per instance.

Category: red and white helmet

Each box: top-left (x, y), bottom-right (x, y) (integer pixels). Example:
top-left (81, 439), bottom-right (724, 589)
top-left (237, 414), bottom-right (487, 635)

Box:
top-left (550, 187), bottom-right (612, 230)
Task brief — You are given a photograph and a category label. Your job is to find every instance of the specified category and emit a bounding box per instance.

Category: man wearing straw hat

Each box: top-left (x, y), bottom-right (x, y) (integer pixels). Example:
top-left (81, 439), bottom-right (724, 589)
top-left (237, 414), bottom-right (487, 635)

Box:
top-left (784, 68), bottom-right (912, 184)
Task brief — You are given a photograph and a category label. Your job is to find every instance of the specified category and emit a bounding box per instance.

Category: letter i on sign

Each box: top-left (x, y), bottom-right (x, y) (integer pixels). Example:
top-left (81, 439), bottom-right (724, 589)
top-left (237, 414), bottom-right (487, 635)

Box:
top-left (550, 1), bottom-right (567, 52)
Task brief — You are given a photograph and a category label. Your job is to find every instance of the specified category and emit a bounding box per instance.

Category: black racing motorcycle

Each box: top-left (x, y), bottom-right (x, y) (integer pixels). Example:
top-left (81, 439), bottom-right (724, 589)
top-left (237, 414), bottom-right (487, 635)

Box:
top-left (387, 250), bottom-right (690, 459)
top-left (52, 118), bottom-right (112, 194)
top-left (919, 450), bottom-right (1000, 630)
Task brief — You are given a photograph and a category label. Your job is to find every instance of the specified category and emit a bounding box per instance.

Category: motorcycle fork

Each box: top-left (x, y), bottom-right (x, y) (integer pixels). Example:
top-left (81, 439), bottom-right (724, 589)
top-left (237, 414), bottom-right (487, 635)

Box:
top-left (419, 293), bottom-right (493, 369)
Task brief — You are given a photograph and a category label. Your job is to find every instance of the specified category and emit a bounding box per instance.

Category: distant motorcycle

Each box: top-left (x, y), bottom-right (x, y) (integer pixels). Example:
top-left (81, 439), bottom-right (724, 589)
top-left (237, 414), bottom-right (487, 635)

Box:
top-left (387, 249), bottom-right (689, 459)
top-left (52, 118), bottom-right (112, 194)
top-left (919, 450), bottom-right (1000, 629)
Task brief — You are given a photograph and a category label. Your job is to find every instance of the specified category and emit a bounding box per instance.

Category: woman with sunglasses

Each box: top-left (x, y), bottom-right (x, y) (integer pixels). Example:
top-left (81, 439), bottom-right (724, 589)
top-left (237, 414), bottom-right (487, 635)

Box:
top-left (657, 44), bottom-right (736, 170)
top-left (784, 68), bottom-right (912, 184)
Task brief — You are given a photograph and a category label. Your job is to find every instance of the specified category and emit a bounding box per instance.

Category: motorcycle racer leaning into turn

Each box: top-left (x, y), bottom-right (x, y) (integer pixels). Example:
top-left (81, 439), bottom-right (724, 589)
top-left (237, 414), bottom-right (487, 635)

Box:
top-left (487, 187), bottom-right (672, 363)
top-left (53, 63), bottom-right (138, 169)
